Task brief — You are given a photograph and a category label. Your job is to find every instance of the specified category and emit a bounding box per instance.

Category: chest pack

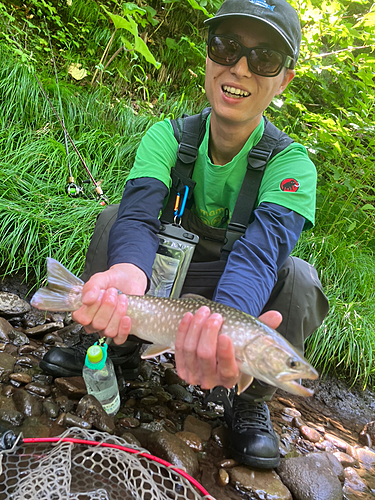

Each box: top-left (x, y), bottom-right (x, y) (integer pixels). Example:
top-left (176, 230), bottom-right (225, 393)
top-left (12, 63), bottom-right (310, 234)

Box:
top-left (161, 107), bottom-right (294, 258)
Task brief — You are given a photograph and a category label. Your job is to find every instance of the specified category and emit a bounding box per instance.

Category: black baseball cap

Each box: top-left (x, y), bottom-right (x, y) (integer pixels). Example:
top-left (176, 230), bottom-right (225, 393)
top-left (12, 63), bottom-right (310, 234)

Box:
top-left (204, 0), bottom-right (301, 62)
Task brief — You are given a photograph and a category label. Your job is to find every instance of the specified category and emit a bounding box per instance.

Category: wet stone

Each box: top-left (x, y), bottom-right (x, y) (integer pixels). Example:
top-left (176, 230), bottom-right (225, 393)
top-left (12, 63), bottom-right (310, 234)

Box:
top-left (139, 360), bottom-right (154, 380)
top-left (164, 367), bottom-right (187, 386)
top-left (300, 425), bottom-right (322, 443)
top-left (127, 387), bottom-right (152, 399)
top-left (333, 451), bottom-right (359, 468)
top-left (9, 379), bottom-right (22, 388)
top-left (0, 317), bottom-right (13, 341)
top-left (217, 468), bottom-right (230, 486)
top-left (324, 432), bottom-right (349, 451)
top-left (150, 405), bottom-right (167, 419)
top-left (19, 416), bottom-right (50, 438)
top-left (167, 384), bottom-right (193, 403)
top-left (64, 412), bottom-right (92, 429)
top-left (139, 395), bottom-right (159, 406)
top-left (25, 381), bottom-right (52, 397)
top-left (175, 431), bottom-right (203, 451)
top-left (344, 467), bottom-right (370, 492)
top-left (147, 430), bottom-right (199, 478)
top-left (183, 414), bottom-right (212, 441)
top-left (43, 401), bottom-right (60, 419)
top-left (118, 417), bottom-right (141, 429)
top-left (13, 388), bottom-right (43, 417)
top-left (120, 432), bottom-right (142, 448)
top-left (55, 395), bottom-right (75, 413)
top-left (0, 292), bottom-right (31, 316)
top-left (9, 372), bottom-right (32, 384)
top-left (168, 401), bottom-right (191, 413)
top-left (54, 376), bottom-right (87, 398)
top-left (361, 421), bottom-right (375, 446)
top-left (356, 447), bottom-right (375, 465)
top-left (2, 384), bottom-right (16, 397)
top-left (15, 354), bottom-right (40, 368)
top-left (229, 467), bottom-right (292, 500)
top-left (134, 409), bottom-right (154, 423)
top-left (42, 333), bottom-right (63, 345)
top-left (76, 394), bottom-right (115, 434)
top-left (5, 344), bottom-right (18, 355)
top-left (32, 373), bottom-right (53, 385)
top-left (0, 352), bottom-right (16, 382)
top-left (216, 458), bottom-right (238, 468)
top-left (277, 452), bottom-right (344, 500)
top-left (18, 343), bottom-right (37, 355)
top-left (24, 322), bottom-right (64, 337)
top-left (8, 330), bottom-right (29, 347)
top-left (0, 408), bottom-right (25, 426)
top-left (211, 425), bottom-right (229, 448)
top-left (151, 386), bottom-right (173, 403)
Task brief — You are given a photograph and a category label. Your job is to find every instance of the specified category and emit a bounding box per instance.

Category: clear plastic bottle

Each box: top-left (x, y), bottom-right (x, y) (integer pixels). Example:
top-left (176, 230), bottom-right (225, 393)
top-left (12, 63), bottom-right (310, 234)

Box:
top-left (82, 343), bottom-right (120, 416)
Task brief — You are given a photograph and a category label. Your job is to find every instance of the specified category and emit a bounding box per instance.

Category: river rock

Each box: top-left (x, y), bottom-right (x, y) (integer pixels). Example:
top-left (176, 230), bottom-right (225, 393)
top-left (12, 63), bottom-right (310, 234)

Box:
top-left (167, 384), bottom-right (193, 403)
top-left (276, 452), bottom-right (344, 500)
top-left (8, 330), bottom-right (29, 346)
top-left (9, 372), bottom-right (32, 384)
top-left (344, 467), bottom-right (370, 493)
top-left (355, 447), bottom-right (375, 465)
top-left (0, 408), bottom-right (24, 426)
top-left (324, 433), bottom-right (349, 452)
top-left (183, 415), bottom-right (212, 441)
top-left (15, 354), bottom-right (40, 368)
top-left (175, 431), bottom-right (203, 451)
top-left (229, 467), bottom-right (292, 500)
top-left (24, 322), bottom-right (64, 337)
top-left (54, 376), bottom-right (87, 398)
top-left (0, 317), bottom-right (13, 341)
top-left (25, 381), bottom-right (52, 397)
top-left (43, 401), bottom-right (60, 418)
top-left (64, 412), bottom-right (92, 429)
top-left (0, 352), bottom-right (16, 382)
top-left (13, 388), bottom-right (43, 417)
top-left (164, 367), bottom-right (187, 386)
top-left (332, 451), bottom-right (359, 468)
top-left (118, 417), bottom-right (141, 429)
top-left (147, 430), bottom-right (199, 478)
top-left (76, 394), bottom-right (115, 434)
top-left (0, 292), bottom-right (31, 316)
top-left (300, 425), bottom-right (322, 443)
top-left (217, 468), bottom-right (230, 486)
top-left (120, 432), bottom-right (142, 448)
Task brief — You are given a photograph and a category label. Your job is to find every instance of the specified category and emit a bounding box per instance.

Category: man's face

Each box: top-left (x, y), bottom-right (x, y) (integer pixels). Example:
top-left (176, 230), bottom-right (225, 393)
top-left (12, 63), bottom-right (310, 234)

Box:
top-left (205, 17), bottom-right (295, 129)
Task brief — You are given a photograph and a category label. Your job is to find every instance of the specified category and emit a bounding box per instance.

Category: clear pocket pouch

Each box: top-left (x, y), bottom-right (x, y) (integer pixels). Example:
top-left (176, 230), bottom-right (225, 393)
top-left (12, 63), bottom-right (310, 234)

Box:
top-left (147, 223), bottom-right (199, 298)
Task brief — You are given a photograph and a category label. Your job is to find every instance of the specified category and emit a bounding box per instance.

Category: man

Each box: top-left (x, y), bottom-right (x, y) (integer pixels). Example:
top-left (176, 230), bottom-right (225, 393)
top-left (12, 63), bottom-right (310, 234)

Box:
top-left (41, 0), bottom-right (329, 469)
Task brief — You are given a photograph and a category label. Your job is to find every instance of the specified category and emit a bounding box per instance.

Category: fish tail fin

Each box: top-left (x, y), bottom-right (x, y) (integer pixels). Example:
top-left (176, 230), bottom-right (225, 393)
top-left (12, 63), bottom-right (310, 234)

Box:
top-left (30, 258), bottom-right (84, 312)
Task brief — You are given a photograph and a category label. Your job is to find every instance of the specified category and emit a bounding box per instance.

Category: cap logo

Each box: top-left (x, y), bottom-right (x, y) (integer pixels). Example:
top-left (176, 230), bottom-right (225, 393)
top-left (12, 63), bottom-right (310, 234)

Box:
top-left (247, 0), bottom-right (275, 11)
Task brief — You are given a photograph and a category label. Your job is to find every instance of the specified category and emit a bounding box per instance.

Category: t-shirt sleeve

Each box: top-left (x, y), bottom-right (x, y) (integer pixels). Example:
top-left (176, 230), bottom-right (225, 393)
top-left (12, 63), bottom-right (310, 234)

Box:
top-left (257, 143), bottom-right (317, 229)
top-left (127, 120), bottom-right (178, 189)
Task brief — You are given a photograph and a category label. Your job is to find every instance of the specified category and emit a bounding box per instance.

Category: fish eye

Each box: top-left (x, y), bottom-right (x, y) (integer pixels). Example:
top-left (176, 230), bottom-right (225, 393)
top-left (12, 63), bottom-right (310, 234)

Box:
top-left (287, 358), bottom-right (301, 369)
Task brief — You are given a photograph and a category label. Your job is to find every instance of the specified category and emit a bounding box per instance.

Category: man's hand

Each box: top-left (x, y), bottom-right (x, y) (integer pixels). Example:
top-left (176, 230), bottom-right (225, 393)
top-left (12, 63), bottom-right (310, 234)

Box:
top-left (174, 307), bottom-right (282, 390)
top-left (72, 263), bottom-right (147, 345)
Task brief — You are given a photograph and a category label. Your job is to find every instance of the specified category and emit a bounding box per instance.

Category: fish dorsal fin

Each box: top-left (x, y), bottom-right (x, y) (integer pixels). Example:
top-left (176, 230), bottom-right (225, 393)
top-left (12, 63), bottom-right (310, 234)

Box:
top-left (236, 374), bottom-right (254, 394)
top-left (141, 344), bottom-right (174, 359)
top-left (180, 293), bottom-right (212, 305)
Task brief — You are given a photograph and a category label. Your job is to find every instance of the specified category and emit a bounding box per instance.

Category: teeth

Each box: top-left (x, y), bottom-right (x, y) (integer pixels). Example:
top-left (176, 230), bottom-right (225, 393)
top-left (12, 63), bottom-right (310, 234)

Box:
top-left (223, 85), bottom-right (250, 97)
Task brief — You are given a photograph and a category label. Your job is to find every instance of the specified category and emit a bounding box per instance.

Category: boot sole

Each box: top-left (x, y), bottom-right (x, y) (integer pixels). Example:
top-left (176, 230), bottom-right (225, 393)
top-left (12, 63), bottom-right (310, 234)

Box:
top-left (229, 447), bottom-right (280, 469)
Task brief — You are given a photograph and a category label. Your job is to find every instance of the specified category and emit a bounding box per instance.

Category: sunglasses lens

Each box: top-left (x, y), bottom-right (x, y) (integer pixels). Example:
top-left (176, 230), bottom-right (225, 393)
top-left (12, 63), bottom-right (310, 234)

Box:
top-left (208, 35), bottom-right (285, 76)
top-left (209, 36), bottom-right (241, 65)
top-left (249, 48), bottom-right (283, 76)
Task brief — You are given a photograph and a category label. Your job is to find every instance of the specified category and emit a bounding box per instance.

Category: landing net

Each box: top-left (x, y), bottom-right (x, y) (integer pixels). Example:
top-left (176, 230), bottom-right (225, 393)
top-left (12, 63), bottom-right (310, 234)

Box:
top-left (0, 427), bottom-right (215, 500)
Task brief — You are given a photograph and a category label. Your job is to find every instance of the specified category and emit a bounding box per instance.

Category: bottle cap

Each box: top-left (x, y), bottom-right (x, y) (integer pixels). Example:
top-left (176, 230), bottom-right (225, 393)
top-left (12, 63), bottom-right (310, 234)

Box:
top-left (84, 343), bottom-right (108, 370)
top-left (87, 345), bottom-right (103, 363)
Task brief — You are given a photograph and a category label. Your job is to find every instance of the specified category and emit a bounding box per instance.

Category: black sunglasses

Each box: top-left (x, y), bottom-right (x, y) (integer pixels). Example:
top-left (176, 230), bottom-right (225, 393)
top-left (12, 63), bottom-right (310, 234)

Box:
top-left (207, 33), bottom-right (295, 77)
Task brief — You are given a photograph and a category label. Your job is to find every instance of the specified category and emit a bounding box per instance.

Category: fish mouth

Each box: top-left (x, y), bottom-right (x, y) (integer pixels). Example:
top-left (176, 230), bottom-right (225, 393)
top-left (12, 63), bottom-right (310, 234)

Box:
top-left (278, 380), bottom-right (315, 397)
top-left (276, 368), bottom-right (319, 383)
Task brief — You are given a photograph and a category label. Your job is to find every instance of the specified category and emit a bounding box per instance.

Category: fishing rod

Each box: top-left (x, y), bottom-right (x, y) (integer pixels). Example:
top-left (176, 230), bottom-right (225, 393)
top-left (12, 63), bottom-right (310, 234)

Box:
top-left (2, 15), bottom-right (109, 206)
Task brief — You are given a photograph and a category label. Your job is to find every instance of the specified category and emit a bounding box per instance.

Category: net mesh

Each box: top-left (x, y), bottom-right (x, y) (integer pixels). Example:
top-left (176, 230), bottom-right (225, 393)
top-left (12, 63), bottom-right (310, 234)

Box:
top-left (0, 427), bottom-right (215, 500)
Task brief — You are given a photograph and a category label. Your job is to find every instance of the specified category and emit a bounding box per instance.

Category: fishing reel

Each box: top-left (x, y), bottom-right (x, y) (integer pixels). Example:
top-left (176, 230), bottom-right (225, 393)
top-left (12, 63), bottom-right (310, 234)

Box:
top-left (66, 177), bottom-right (84, 197)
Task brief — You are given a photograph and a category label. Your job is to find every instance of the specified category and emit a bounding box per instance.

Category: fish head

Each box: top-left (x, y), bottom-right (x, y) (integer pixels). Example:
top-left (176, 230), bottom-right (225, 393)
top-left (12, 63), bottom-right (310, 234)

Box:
top-left (243, 337), bottom-right (318, 397)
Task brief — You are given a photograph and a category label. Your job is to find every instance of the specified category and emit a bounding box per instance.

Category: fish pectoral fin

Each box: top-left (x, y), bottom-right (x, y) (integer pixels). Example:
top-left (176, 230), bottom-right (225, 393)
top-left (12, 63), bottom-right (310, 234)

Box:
top-left (236, 374), bottom-right (254, 394)
top-left (141, 344), bottom-right (173, 359)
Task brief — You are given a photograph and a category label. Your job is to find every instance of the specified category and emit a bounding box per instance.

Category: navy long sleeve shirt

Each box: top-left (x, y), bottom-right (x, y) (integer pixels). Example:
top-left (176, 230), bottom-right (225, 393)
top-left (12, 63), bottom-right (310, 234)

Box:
top-left (108, 177), bottom-right (305, 316)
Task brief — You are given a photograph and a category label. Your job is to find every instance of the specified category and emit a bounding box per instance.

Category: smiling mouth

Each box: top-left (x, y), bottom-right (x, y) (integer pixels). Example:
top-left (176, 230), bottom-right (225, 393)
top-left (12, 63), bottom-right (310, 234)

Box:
top-left (222, 85), bottom-right (250, 98)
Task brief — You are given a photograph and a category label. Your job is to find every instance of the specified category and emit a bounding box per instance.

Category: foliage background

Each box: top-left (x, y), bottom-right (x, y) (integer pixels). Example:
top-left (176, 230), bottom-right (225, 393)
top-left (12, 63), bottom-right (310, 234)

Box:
top-left (0, 0), bottom-right (374, 386)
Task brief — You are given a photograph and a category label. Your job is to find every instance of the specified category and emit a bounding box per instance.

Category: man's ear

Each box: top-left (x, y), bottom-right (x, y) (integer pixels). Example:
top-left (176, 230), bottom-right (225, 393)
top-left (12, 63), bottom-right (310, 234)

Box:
top-left (276, 69), bottom-right (295, 95)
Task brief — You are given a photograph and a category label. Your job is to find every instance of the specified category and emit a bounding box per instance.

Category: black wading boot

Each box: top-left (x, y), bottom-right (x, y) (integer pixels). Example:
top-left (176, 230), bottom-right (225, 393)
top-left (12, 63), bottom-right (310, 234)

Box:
top-left (40, 334), bottom-right (141, 380)
top-left (224, 380), bottom-right (280, 469)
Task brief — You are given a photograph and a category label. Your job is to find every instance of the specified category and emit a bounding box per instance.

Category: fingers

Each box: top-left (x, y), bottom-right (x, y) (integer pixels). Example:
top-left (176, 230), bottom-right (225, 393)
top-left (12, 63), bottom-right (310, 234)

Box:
top-left (259, 310), bottom-right (282, 330)
top-left (175, 306), bottom-right (239, 390)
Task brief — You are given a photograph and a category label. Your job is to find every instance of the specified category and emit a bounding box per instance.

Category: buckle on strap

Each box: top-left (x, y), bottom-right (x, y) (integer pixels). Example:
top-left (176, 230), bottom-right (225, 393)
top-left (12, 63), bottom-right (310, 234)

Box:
top-left (247, 148), bottom-right (272, 170)
top-left (221, 223), bottom-right (247, 255)
top-left (178, 142), bottom-right (199, 164)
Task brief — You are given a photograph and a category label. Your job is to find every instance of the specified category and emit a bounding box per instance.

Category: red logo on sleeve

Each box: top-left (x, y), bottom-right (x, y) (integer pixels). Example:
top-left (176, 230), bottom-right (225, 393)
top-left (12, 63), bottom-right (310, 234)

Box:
top-left (280, 178), bottom-right (299, 192)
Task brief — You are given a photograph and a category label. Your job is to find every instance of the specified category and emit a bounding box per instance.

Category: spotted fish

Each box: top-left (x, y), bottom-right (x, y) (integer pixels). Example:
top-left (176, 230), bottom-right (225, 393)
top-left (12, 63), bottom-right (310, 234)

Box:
top-left (31, 258), bottom-right (318, 396)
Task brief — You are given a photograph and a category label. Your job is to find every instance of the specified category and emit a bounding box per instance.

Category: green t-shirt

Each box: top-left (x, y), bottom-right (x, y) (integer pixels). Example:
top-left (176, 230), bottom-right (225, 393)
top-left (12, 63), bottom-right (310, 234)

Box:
top-left (127, 115), bottom-right (317, 229)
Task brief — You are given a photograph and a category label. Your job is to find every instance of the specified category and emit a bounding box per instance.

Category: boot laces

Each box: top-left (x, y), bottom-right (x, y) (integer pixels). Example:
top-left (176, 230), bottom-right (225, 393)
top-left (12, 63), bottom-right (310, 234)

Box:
top-left (231, 398), bottom-right (274, 433)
